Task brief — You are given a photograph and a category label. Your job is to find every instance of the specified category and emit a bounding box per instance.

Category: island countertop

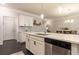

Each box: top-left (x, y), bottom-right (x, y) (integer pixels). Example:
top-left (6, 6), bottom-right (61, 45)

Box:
top-left (25, 32), bottom-right (79, 44)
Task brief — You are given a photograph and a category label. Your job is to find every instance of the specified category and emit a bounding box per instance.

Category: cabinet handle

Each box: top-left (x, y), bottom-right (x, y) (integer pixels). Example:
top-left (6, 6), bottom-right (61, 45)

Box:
top-left (34, 41), bottom-right (36, 45)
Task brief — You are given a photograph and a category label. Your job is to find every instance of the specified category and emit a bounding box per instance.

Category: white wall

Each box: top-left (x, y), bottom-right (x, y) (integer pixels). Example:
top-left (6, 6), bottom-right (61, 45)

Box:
top-left (0, 5), bottom-right (41, 45)
top-left (49, 15), bottom-right (79, 34)
top-left (45, 19), bottom-right (55, 32)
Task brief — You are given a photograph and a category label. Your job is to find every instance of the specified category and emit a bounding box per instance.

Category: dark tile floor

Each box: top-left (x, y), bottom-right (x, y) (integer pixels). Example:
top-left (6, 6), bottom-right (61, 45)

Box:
top-left (0, 39), bottom-right (33, 55)
top-left (0, 39), bottom-right (23, 55)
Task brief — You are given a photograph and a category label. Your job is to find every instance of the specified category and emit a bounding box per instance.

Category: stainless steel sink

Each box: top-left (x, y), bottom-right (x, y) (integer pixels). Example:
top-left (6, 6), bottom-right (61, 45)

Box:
top-left (36, 33), bottom-right (49, 35)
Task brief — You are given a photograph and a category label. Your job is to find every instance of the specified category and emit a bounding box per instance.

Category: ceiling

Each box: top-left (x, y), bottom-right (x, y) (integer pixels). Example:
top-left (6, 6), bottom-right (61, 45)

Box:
top-left (2, 3), bottom-right (79, 19)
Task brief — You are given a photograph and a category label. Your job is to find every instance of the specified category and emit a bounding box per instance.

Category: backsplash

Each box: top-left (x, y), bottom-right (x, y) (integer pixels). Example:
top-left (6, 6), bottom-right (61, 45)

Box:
top-left (48, 15), bottom-right (79, 34)
top-left (19, 25), bottom-right (47, 32)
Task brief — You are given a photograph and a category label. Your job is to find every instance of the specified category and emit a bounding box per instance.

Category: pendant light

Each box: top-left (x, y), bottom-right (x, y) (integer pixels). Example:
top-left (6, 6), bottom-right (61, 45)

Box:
top-left (40, 13), bottom-right (44, 19)
top-left (40, 3), bottom-right (44, 19)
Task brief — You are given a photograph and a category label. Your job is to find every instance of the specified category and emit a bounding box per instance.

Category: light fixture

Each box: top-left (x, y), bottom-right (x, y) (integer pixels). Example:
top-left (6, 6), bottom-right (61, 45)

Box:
top-left (64, 20), bottom-right (70, 23)
top-left (40, 3), bottom-right (44, 19)
top-left (40, 13), bottom-right (44, 19)
top-left (64, 19), bottom-right (74, 23)
top-left (58, 7), bottom-right (70, 15)
top-left (70, 19), bottom-right (74, 23)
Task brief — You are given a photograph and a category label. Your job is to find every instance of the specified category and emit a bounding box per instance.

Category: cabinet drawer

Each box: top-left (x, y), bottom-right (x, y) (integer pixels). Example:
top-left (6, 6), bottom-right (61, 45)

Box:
top-left (30, 35), bottom-right (44, 42)
top-left (30, 38), bottom-right (45, 55)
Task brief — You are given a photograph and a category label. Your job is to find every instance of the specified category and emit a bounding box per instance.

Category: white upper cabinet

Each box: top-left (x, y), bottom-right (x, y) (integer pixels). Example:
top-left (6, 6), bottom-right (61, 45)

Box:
top-left (19, 15), bottom-right (33, 26)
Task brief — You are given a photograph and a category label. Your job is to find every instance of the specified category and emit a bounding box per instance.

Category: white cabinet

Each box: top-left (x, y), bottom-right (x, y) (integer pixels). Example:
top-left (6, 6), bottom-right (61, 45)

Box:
top-left (26, 34), bottom-right (30, 50)
top-left (29, 35), bottom-right (45, 55)
top-left (19, 15), bottom-right (25, 26)
top-left (20, 32), bottom-right (26, 42)
top-left (24, 16), bottom-right (33, 26)
top-left (19, 15), bottom-right (33, 26)
top-left (30, 38), bottom-right (45, 55)
top-left (26, 38), bottom-right (30, 50)
top-left (25, 34), bottom-right (45, 55)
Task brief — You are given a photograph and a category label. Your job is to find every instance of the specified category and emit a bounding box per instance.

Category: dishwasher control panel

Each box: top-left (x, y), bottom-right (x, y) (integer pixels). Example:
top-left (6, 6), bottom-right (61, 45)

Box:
top-left (45, 38), bottom-right (71, 50)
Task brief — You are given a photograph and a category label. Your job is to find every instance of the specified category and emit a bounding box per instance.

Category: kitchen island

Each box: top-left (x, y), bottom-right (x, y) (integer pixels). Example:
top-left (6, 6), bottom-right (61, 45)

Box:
top-left (25, 32), bottom-right (79, 55)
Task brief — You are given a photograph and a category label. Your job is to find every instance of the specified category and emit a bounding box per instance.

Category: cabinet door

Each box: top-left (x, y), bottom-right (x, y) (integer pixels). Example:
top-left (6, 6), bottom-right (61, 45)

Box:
top-left (19, 15), bottom-right (25, 26)
top-left (21, 32), bottom-right (26, 42)
top-left (25, 16), bottom-right (33, 26)
top-left (29, 39), bottom-right (36, 54)
top-left (29, 17), bottom-right (33, 26)
top-left (35, 40), bottom-right (45, 55)
top-left (26, 34), bottom-right (30, 50)
top-left (19, 15), bottom-right (33, 26)
top-left (30, 38), bottom-right (45, 55)
top-left (26, 38), bottom-right (30, 50)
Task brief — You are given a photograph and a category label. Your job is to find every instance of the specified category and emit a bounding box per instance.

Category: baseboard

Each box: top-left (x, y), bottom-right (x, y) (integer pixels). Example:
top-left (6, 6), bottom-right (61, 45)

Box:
top-left (20, 42), bottom-right (26, 44)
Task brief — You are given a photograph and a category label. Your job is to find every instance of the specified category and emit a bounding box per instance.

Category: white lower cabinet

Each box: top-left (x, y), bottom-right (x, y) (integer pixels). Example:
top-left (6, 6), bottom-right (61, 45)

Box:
top-left (26, 34), bottom-right (30, 50)
top-left (25, 34), bottom-right (45, 55)
top-left (26, 37), bottom-right (30, 50)
top-left (21, 32), bottom-right (26, 42)
top-left (29, 38), bottom-right (45, 55)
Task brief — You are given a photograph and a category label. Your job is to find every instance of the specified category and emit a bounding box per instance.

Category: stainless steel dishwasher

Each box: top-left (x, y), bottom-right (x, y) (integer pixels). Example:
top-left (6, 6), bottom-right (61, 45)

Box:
top-left (45, 38), bottom-right (71, 55)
